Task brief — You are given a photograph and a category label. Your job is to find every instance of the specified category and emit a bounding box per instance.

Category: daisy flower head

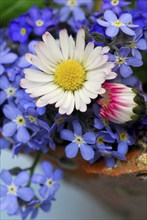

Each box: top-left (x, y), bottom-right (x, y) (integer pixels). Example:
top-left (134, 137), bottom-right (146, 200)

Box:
top-left (21, 29), bottom-right (116, 115)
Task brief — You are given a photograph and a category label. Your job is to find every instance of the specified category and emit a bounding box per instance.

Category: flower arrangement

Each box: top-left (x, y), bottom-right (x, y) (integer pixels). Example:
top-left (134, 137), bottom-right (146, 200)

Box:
top-left (0, 0), bottom-right (147, 219)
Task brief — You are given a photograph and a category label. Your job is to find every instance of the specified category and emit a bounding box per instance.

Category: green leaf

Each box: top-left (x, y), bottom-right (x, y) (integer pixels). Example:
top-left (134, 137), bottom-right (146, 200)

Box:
top-left (0, 0), bottom-right (45, 27)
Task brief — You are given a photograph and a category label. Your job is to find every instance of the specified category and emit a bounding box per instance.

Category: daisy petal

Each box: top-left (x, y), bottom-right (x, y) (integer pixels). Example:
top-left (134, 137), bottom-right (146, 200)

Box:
top-left (83, 42), bottom-right (94, 64)
top-left (69, 35), bottom-right (75, 59)
top-left (24, 69), bottom-right (53, 82)
top-left (59, 29), bottom-right (69, 60)
top-left (45, 33), bottom-right (63, 61)
top-left (28, 84), bottom-right (57, 97)
top-left (74, 29), bottom-right (85, 62)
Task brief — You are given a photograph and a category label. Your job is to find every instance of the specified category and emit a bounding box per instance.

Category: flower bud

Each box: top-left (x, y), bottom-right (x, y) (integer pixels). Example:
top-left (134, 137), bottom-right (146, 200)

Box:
top-left (98, 83), bottom-right (145, 124)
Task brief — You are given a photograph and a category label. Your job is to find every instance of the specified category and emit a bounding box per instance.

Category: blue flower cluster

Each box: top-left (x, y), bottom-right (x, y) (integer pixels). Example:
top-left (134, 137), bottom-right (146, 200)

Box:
top-left (0, 161), bottom-right (62, 219)
top-left (8, 6), bottom-right (58, 43)
top-left (60, 117), bottom-right (134, 167)
top-left (0, 0), bottom-right (147, 219)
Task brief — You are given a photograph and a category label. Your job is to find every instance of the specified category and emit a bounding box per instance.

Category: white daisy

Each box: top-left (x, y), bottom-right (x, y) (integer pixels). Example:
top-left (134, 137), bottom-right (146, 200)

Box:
top-left (20, 29), bottom-right (116, 115)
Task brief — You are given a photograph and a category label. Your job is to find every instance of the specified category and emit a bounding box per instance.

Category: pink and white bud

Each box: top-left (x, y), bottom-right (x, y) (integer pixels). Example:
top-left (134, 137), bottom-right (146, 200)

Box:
top-left (98, 83), bottom-right (145, 124)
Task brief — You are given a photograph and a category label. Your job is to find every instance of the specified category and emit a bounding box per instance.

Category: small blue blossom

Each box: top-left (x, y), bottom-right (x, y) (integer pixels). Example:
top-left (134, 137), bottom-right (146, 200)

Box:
top-left (60, 120), bottom-right (95, 160)
top-left (108, 47), bottom-right (143, 78)
top-left (115, 125), bottom-right (135, 155)
top-left (31, 161), bottom-right (63, 199)
top-left (6, 65), bottom-right (23, 82)
top-left (26, 6), bottom-right (58, 36)
top-left (67, 17), bottom-right (88, 33)
top-left (90, 146), bottom-right (126, 168)
top-left (13, 142), bottom-right (34, 156)
top-left (30, 130), bottom-right (51, 152)
top-left (0, 170), bottom-right (34, 215)
top-left (12, 122), bottom-right (51, 155)
top-left (8, 15), bottom-right (32, 43)
top-left (18, 99), bottom-right (48, 133)
top-left (49, 113), bottom-right (71, 136)
top-left (2, 104), bottom-right (31, 143)
top-left (96, 131), bottom-right (115, 147)
top-left (101, 0), bottom-right (131, 14)
top-left (0, 75), bottom-right (20, 105)
top-left (22, 198), bottom-right (53, 220)
top-left (0, 41), bottom-right (17, 75)
top-left (128, 28), bottom-right (147, 59)
top-left (97, 10), bottom-right (138, 37)
top-left (18, 91), bottom-right (46, 116)
top-left (54, 0), bottom-right (94, 22)
top-left (131, 0), bottom-right (147, 30)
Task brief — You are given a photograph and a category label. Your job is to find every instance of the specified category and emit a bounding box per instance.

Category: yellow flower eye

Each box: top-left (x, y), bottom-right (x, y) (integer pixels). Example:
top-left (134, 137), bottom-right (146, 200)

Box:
top-left (67, 0), bottom-right (77, 7)
top-left (15, 116), bottom-right (26, 126)
top-left (112, 20), bottom-right (124, 27)
top-left (36, 20), bottom-right (44, 27)
top-left (54, 59), bottom-right (86, 91)
top-left (119, 132), bottom-right (127, 141)
top-left (20, 28), bottom-right (26, 35)
top-left (97, 136), bottom-right (104, 144)
top-left (111, 0), bottom-right (119, 6)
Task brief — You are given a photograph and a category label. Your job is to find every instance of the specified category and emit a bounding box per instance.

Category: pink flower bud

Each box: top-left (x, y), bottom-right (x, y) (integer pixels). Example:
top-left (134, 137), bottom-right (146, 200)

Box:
top-left (98, 83), bottom-right (145, 124)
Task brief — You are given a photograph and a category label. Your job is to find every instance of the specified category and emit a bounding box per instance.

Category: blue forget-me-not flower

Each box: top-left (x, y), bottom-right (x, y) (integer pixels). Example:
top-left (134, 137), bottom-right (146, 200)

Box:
top-left (0, 170), bottom-right (34, 215)
top-left (97, 10), bottom-right (138, 37)
top-left (31, 161), bottom-right (63, 199)
top-left (61, 120), bottom-right (95, 160)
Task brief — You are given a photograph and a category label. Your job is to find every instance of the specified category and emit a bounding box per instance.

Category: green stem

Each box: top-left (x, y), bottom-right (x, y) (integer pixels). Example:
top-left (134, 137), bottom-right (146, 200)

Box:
top-left (30, 150), bottom-right (42, 177)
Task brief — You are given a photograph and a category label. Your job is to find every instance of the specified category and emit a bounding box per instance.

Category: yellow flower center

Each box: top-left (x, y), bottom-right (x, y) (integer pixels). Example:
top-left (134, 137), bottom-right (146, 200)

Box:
top-left (111, 0), bottom-right (119, 6)
top-left (15, 116), bottom-right (26, 126)
top-left (54, 59), bottom-right (86, 91)
top-left (67, 0), bottom-right (77, 7)
top-left (74, 135), bottom-right (84, 146)
top-left (112, 20), bottom-right (124, 27)
top-left (97, 136), bottom-right (104, 144)
top-left (8, 184), bottom-right (17, 195)
top-left (119, 132), bottom-right (127, 141)
top-left (28, 115), bottom-right (36, 123)
top-left (45, 178), bottom-right (54, 187)
top-left (20, 28), bottom-right (26, 35)
top-left (36, 20), bottom-right (44, 27)
top-left (6, 87), bottom-right (16, 97)
top-left (34, 203), bottom-right (41, 209)
top-left (102, 119), bottom-right (109, 126)
top-left (130, 41), bottom-right (136, 48)
top-left (116, 57), bottom-right (125, 64)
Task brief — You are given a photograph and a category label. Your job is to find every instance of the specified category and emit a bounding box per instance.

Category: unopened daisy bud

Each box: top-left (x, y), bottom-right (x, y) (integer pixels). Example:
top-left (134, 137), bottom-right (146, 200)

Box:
top-left (98, 83), bottom-right (145, 124)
